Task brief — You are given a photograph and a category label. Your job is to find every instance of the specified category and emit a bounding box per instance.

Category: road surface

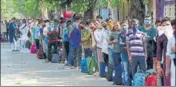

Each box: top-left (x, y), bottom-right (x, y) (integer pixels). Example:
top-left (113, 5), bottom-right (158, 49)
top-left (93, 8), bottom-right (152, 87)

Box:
top-left (1, 42), bottom-right (114, 86)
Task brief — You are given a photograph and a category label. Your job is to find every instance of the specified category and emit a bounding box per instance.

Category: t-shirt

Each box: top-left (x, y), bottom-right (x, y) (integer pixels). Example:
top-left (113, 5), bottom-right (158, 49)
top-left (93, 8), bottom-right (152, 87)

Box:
top-left (109, 32), bottom-right (120, 53)
top-left (126, 30), bottom-right (146, 58)
top-left (138, 25), bottom-right (157, 56)
top-left (70, 23), bottom-right (81, 48)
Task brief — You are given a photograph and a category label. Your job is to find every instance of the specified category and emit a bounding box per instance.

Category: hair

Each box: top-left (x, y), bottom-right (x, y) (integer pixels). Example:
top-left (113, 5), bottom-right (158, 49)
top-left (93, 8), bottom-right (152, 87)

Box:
top-left (120, 20), bottom-right (128, 25)
top-left (155, 19), bottom-right (161, 24)
top-left (96, 15), bottom-right (102, 19)
top-left (161, 17), bottom-right (171, 24)
top-left (171, 19), bottom-right (176, 26)
top-left (85, 20), bottom-right (92, 26)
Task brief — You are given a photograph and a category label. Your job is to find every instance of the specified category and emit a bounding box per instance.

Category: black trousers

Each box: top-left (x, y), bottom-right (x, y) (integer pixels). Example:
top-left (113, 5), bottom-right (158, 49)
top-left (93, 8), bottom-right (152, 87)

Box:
top-left (103, 53), bottom-right (109, 65)
top-left (35, 39), bottom-right (40, 50)
top-left (48, 42), bottom-right (58, 61)
top-left (64, 41), bottom-right (69, 61)
top-left (146, 56), bottom-right (153, 70)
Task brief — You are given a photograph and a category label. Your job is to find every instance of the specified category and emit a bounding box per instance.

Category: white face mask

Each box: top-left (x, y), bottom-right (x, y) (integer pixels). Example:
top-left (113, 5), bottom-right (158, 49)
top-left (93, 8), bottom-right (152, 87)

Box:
top-left (157, 26), bottom-right (164, 36)
top-left (163, 25), bottom-right (174, 39)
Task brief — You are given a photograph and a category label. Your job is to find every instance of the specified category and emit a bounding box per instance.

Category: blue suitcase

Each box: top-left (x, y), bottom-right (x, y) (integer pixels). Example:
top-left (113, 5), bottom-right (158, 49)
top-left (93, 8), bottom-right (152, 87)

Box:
top-left (99, 62), bottom-right (106, 77)
top-left (113, 64), bottom-right (122, 85)
top-left (80, 58), bottom-right (88, 73)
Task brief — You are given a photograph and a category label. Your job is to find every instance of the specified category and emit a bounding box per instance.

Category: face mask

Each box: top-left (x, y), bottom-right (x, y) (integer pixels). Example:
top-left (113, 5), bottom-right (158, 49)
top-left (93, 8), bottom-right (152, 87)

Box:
top-left (163, 25), bottom-right (174, 39)
top-left (157, 26), bottom-right (164, 36)
top-left (144, 20), bottom-right (151, 25)
top-left (121, 26), bottom-right (127, 31)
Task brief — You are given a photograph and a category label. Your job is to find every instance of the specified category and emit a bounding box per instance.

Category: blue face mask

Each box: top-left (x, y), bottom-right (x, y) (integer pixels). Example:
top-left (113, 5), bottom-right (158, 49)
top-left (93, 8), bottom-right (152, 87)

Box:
top-left (121, 26), bottom-right (127, 31)
top-left (144, 20), bottom-right (151, 25)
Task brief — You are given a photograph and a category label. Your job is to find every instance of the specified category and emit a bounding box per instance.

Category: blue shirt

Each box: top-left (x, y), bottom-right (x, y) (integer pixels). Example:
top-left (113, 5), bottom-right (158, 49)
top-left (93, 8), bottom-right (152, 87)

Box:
top-left (70, 24), bottom-right (81, 48)
top-left (32, 25), bottom-right (40, 39)
top-left (62, 28), bottom-right (69, 41)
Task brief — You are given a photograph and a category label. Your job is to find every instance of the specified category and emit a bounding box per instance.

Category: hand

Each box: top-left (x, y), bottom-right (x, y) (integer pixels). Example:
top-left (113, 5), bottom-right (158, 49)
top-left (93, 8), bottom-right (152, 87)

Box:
top-left (171, 45), bottom-right (176, 53)
top-left (108, 41), bottom-right (112, 45)
top-left (129, 57), bottom-right (132, 63)
top-left (156, 67), bottom-right (164, 76)
top-left (165, 70), bottom-right (170, 79)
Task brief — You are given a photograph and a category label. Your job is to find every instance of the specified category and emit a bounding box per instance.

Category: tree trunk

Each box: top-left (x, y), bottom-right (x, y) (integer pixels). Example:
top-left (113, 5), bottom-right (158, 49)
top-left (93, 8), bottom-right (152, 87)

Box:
top-left (39, 0), bottom-right (48, 20)
top-left (84, 0), bottom-right (97, 20)
top-left (129, 0), bottom-right (145, 25)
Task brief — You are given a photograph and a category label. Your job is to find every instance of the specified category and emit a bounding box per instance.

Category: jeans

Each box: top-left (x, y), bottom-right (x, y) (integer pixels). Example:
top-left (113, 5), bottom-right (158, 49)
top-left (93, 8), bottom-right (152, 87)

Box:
top-left (84, 48), bottom-right (93, 58)
top-left (10, 38), bottom-right (17, 50)
top-left (108, 48), bottom-right (121, 68)
top-left (131, 57), bottom-right (146, 80)
top-left (48, 42), bottom-right (58, 61)
top-left (71, 47), bottom-right (82, 67)
top-left (64, 41), bottom-right (69, 61)
top-left (67, 45), bottom-right (72, 65)
top-left (42, 39), bottom-right (48, 57)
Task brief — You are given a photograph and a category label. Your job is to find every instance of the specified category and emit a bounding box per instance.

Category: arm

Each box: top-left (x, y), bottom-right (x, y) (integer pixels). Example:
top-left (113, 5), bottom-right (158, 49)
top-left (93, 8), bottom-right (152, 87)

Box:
top-left (68, 25), bottom-right (73, 38)
top-left (126, 36), bottom-right (132, 62)
top-left (94, 31), bottom-right (101, 43)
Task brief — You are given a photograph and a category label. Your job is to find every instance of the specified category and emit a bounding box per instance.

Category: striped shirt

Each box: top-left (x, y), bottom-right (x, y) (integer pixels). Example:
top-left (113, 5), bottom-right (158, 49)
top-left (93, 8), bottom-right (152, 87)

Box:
top-left (126, 30), bottom-right (146, 58)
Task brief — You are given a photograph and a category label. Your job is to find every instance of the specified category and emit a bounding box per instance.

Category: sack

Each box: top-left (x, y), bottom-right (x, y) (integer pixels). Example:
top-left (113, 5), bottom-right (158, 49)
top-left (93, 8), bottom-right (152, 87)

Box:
top-left (51, 53), bottom-right (60, 63)
top-left (80, 57), bottom-right (88, 73)
top-left (113, 64), bottom-right (122, 85)
top-left (37, 45), bottom-right (45, 59)
top-left (145, 74), bottom-right (157, 86)
top-left (25, 40), bottom-right (31, 49)
top-left (145, 69), bottom-right (161, 86)
top-left (133, 70), bottom-right (145, 86)
top-left (99, 62), bottom-right (106, 77)
top-left (88, 57), bottom-right (98, 75)
top-left (30, 44), bottom-right (37, 54)
top-left (106, 64), bottom-right (113, 81)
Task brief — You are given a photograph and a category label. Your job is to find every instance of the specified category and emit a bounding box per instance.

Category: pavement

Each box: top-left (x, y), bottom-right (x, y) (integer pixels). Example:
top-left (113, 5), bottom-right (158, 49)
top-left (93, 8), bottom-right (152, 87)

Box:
top-left (1, 42), bottom-right (114, 86)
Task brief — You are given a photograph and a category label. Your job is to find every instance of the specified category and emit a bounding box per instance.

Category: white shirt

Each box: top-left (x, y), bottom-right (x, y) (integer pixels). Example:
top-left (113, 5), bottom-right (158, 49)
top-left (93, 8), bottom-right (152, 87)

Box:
top-left (94, 28), bottom-right (103, 48)
top-left (101, 28), bottom-right (111, 54)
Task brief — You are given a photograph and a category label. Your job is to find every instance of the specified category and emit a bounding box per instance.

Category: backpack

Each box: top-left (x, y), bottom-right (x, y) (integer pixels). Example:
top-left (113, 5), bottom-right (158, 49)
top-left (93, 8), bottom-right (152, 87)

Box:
top-left (88, 57), bottom-right (98, 75)
top-left (25, 40), bottom-right (31, 49)
top-left (106, 64), bottom-right (113, 81)
top-left (80, 57), bottom-right (88, 73)
top-left (113, 64), bottom-right (122, 85)
top-left (133, 70), bottom-right (146, 86)
top-left (37, 44), bottom-right (45, 59)
top-left (51, 53), bottom-right (60, 63)
top-left (30, 44), bottom-right (37, 54)
top-left (99, 62), bottom-right (106, 77)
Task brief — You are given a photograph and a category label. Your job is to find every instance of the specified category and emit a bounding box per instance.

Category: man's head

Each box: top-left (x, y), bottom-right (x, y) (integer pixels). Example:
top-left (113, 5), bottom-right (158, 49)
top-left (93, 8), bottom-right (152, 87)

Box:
top-left (96, 15), bottom-right (102, 22)
top-left (113, 21), bottom-right (121, 32)
top-left (171, 19), bottom-right (176, 31)
top-left (161, 17), bottom-right (171, 27)
top-left (120, 20), bottom-right (129, 32)
top-left (79, 21), bottom-right (86, 30)
top-left (131, 19), bottom-right (139, 27)
top-left (144, 15), bottom-right (152, 26)
top-left (155, 19), bottom-right (161, 27)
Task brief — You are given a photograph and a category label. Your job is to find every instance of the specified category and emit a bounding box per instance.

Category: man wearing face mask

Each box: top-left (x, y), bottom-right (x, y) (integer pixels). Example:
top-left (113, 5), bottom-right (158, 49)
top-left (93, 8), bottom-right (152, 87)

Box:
top-left (126, 19), bottom-right (148, 85)
top-left (156, 17), bottom-right (173, 86)
top-left (138, 15), bottom-right (157, 70)
top-left (47, 20), bottom-right (58, 62)
top-left (118, 20), bottom-right (130, 85)
top-left (166, 19), bottom-right (176, 86)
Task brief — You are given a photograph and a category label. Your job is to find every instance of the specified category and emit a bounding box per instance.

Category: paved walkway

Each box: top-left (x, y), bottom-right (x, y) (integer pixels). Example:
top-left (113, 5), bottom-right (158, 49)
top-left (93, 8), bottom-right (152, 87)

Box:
top-left (1, 43), bottom-right (114, 86)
